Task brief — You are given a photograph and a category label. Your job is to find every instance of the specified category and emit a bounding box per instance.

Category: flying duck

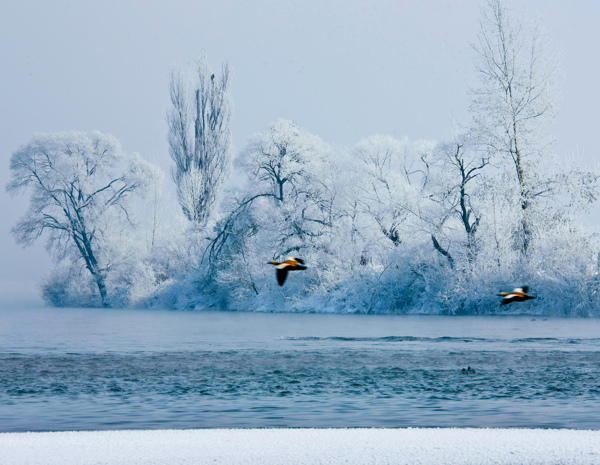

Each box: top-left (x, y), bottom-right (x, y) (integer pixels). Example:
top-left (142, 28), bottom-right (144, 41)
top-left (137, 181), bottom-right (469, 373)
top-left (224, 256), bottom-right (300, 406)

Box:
top-left (498, 286), bottom-right (535, 306)
top-left (268, 257), bottom-right (307, 286)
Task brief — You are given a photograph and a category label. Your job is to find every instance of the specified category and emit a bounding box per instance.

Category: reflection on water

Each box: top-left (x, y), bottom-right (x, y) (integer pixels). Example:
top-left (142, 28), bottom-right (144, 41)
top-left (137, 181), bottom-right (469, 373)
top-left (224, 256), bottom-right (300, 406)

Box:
top-left (1, 307), bottom-right (600, 431)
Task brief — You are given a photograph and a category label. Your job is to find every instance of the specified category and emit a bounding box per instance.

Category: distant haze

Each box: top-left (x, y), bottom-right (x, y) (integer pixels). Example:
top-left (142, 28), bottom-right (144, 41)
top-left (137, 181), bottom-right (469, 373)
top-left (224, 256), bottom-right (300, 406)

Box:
top-left (1, 0), bottom-right (599, 302)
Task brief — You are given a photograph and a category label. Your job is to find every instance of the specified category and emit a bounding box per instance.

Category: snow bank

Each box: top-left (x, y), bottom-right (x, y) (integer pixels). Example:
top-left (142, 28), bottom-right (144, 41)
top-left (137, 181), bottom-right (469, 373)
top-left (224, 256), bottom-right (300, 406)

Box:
top-left (1, 428), bottom-right (599, 465)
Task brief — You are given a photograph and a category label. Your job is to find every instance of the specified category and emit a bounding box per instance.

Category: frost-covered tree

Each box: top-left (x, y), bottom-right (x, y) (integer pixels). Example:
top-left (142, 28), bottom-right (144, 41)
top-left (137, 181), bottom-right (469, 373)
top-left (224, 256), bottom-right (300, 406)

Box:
top-left (470, 0), bottom-right (558, 254)
top-left (216, 119), bottom-right (334, 257)
top-left (206, 119), bottom-right (338, 302)
top-left (6, 132), bottom-right (158, 307)
top-left (432, 136), bottom-right (489, 265)
top-left (168, 56), bottom-right (233, 225)
top-left (351, 135), bottom-right (438, 263)
top-left (352, 135), bottom-right (433, 246)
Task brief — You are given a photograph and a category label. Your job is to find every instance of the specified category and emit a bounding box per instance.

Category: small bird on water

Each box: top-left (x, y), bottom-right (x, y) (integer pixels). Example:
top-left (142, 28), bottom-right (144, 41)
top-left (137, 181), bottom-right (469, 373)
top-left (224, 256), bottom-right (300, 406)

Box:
top-left (498, 286), bottom-right (535, 306)
top-left (268, 257), bottom-right (307, 286)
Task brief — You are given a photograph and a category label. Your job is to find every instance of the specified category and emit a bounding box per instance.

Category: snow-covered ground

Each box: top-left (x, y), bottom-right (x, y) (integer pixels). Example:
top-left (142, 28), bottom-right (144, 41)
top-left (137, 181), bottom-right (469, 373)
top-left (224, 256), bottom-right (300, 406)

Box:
top-left (1, 428), bottom-right (599, 465)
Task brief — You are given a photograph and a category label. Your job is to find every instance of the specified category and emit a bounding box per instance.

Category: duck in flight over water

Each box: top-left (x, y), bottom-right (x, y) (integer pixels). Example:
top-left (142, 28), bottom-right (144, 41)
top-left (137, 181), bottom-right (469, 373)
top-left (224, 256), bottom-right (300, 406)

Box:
top-left (268, 257), bottom-right (307, 286)
top-left (498, 286), bottom-right (535, 306)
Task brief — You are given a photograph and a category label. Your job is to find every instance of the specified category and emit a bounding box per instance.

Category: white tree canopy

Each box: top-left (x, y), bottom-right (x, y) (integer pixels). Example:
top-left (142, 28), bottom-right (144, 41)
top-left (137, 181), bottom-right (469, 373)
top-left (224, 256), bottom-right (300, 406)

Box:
top-left (6, 131), bottom-right (158, 307)
top-left (168, 56), bottom-right (233, 226)
top-left (470, 0), bottom-right (559, 253)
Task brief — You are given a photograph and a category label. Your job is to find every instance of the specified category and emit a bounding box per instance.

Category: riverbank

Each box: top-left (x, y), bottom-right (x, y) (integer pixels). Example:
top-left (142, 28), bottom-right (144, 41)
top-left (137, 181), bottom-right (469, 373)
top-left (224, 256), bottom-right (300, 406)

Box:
top-left (2, 428), bottom-right (599, 464)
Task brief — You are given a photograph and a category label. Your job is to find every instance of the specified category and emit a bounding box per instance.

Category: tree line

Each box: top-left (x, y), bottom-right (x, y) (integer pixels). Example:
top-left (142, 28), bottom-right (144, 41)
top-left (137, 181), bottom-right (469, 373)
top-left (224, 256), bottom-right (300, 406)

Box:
top-left (7, 0), bottom-right (600, 314)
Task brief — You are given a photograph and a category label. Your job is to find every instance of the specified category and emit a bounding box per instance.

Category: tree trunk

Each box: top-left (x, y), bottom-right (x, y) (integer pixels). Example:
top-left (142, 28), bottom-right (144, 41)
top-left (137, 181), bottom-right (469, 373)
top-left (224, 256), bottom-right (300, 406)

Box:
top-left (72, 229), bottom-right (110, 307)
top-left (431, 234), bottom-right (454, 269)
top-left (94, 274), bottom-right (109, 308)
top-left (513, 130), bottom-right (531, 255)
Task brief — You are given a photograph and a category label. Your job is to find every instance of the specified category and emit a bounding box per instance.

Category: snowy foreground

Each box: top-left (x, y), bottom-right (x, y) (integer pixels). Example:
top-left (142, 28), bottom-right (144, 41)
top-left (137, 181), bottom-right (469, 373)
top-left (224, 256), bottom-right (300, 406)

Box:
top-left (2, 428), bottom-right (600, 465)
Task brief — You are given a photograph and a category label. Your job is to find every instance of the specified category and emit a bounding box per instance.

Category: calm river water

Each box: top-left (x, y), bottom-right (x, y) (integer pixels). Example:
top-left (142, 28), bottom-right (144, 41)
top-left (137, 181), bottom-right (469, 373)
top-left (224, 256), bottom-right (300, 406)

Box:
top-left (1, 306), bottom-right (600, 431)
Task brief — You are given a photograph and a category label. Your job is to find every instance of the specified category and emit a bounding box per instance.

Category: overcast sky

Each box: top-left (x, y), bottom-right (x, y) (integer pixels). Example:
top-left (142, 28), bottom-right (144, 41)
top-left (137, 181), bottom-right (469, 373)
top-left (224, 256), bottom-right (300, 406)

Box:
top-left (1, 0), bottom-right (599, 303)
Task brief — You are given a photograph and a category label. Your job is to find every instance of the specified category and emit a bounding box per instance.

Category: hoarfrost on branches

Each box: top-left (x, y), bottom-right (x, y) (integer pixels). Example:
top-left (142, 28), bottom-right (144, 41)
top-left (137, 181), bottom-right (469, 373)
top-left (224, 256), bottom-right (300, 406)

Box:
top-left (7, 0), bottom-right (600, 315)
top-left (7, 131), bottom-right (160, 307)
top-left (168, 55), bottom-right (233, 226)
top-left (470, 0), bottom-right (559, 254)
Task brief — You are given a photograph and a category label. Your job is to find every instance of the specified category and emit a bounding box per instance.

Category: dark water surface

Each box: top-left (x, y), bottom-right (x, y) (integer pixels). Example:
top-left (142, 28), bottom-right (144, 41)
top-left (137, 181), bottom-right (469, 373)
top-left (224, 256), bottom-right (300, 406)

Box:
top-left (2, 306), bottom-right (600, 431)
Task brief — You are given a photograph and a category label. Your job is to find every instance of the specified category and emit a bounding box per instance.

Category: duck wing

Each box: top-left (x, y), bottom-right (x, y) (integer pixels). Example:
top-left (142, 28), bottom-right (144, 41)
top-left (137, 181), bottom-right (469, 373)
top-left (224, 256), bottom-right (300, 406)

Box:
top-left (277, 268), bottom-right (288, 286)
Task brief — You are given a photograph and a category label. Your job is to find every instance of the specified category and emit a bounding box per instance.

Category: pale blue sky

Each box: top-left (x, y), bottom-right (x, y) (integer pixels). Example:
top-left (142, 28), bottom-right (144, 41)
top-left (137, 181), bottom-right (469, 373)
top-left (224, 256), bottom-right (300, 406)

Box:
top-left (1, 0), bottom-right (599, 302)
